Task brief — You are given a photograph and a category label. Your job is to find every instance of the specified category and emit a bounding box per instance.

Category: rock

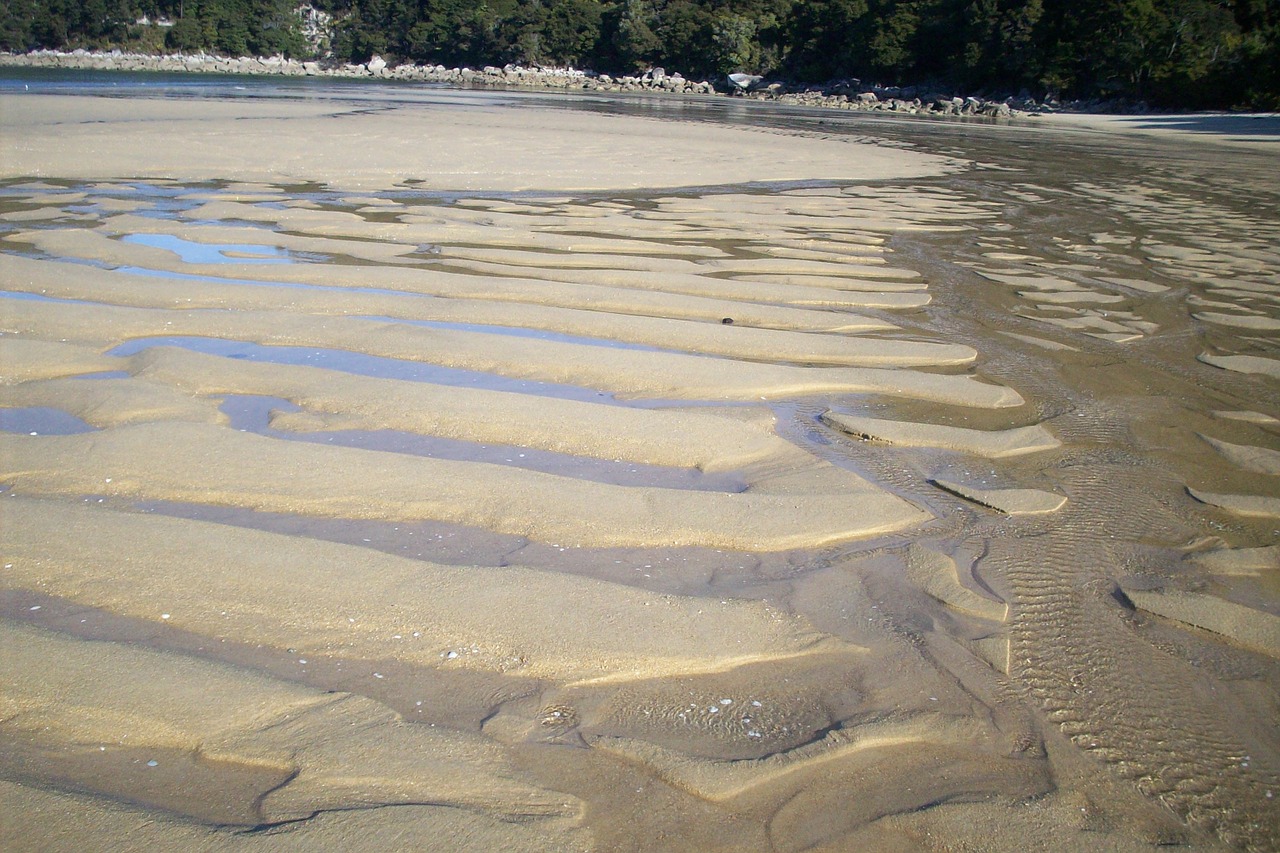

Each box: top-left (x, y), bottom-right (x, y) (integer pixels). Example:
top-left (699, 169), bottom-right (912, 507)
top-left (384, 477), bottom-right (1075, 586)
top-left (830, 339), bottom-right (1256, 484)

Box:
top-left (0, 50), bottom-right (1030, 123)
top-left (727, 73), bottom-right (763, 92)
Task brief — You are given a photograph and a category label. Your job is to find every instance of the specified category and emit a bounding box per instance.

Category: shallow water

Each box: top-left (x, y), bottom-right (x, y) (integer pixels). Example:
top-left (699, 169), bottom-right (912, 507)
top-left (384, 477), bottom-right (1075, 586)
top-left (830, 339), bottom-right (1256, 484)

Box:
top-left (0, 406), bottom-right (95, 435)
top-left (107, 335), bottom-right (626, 404)
top-left (1, 72), bottom-right (1278, 852)
top-left (367, 315), bottom-right (679, 354)
top-left (121, 233), bottom-right (300, 264)
top-left (0, 289), bottom-right (96, 305)
top-left (217, 393), bottom-right (747, 491)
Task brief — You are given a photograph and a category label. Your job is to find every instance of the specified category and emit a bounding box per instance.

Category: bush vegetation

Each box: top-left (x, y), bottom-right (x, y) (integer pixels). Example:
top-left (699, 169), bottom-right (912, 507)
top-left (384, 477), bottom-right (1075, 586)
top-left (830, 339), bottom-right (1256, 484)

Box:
top-left (3, 0), bottom-right (1277, 108)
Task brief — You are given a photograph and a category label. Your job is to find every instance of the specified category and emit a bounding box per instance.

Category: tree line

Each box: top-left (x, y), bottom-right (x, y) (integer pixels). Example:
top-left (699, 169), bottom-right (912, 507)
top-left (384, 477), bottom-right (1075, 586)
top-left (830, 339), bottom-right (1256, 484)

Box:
top-left (3, 0), bottom-right (1278, 108)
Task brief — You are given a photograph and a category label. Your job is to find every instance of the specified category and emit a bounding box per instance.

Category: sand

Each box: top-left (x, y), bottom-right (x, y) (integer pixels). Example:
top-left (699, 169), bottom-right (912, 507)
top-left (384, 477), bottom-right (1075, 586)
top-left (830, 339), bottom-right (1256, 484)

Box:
top-left (1191, 545), bottom-right (1280, 576)
top-left (1199, 434), bottom-right (1280, 475)
top-left (1035, 111), bottom-right (1280, 152)
top-left (822, 411), bottom-right (1061, 458)
top-left (2, 248), bottom-right (892, 334)
top-left (0, 92), bottom-right (964, 191)
top-left (1188, 488), bottom-right (1280, 519)
top-left (905, 544), bottom-right (1009, 621)
top-left (1, 621), bottom-right (587, 840)
top-left (930, 478), bottom-right (1068, 515)
top-left (2, 499), bottom-right (858, 682)
top-left (0, 293), bottom-right (1018, 404)
top-left (1120, 584), bottom-right (1280, 658)
top-left (2, 425), bottom-right (928, 550)
top-left (2, 84), bottom-right (1278, 852)
top-left (0, 253), bottom-right (966, 368)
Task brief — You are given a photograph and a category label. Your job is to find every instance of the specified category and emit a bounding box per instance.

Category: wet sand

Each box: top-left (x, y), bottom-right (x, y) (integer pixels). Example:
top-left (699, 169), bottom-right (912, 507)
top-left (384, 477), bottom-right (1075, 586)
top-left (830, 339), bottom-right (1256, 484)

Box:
top-left (1, 85), bottom-right (1278, 851)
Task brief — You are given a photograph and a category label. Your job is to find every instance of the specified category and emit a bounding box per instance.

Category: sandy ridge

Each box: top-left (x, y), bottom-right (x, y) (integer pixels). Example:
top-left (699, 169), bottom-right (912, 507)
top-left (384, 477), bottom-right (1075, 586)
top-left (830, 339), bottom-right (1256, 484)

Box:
top-left (0, 424), bottom-right (930, 550)
top-left (0, 299), bottom-right (1022, 406)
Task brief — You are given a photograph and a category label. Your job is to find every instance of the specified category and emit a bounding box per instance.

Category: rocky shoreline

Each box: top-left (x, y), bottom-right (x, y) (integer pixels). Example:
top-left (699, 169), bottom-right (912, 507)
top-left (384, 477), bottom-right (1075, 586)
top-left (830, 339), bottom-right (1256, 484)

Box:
top-left (0, 48), bottom-right (1058, 118)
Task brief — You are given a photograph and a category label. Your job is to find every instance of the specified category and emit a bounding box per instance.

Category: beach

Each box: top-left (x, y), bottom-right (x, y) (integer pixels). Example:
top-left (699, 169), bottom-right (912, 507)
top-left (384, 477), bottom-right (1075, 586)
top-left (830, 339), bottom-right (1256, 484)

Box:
top-left (1, 78), bottom-right (1277, 850)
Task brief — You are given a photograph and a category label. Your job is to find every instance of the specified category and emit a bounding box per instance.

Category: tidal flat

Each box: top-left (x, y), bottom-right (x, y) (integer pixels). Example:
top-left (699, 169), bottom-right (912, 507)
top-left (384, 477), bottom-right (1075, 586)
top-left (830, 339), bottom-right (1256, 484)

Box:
top-left (0, 76), bottom-right (1277, 851)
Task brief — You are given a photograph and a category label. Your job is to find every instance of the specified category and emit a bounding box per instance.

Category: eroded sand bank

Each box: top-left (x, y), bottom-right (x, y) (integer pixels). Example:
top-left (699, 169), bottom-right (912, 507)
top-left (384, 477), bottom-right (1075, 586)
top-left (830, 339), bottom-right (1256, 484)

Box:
top-left (2, 86), bottom-right (1279, 851)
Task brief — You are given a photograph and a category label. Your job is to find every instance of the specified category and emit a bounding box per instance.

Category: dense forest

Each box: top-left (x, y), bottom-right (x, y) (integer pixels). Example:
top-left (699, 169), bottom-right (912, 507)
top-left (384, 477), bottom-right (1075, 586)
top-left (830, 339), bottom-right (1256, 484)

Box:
top-left (2, 0), bottom-right (1277, 108)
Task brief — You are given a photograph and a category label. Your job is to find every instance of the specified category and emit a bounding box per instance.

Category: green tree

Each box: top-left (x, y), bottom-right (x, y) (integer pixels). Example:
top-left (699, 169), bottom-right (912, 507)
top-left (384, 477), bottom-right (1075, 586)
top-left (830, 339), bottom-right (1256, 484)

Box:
top-left (166, 12), bottom-right (204, 48)
top-left (647, 0), bottom-right (714, 76)
top-left (1037, 0), bottom-right (1246, 103)
top-left (784, 0), bottom-right (870, 80)
top-left (957, 0), bottom-right (1045, 89)
top-left (252, 0), bottom-right (309, 55)
top-left (542, 0), bottom-right (604, 65)
top-left (215, 0), bottom-right (252, 55)
top-left (0, 0), bottom-right (38, 50)
top-left (611, 0), bottom-right (662, 70)
top-left (4, 0), bottom-right (1279, 108)
top-left (1153, 0), bottom-right (1240, 87)
top-left (710, 12), bottom-right (761, 73)
top-left (865, 0), bottom-right (920, 77)
top-left (32, 8), bottom-right (70, 48)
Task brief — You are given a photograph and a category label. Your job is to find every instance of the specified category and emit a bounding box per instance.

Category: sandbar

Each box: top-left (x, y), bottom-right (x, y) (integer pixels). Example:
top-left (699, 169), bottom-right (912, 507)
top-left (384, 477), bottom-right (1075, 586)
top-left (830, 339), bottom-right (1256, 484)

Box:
top-left (0, 92), bottom-right (963, 191)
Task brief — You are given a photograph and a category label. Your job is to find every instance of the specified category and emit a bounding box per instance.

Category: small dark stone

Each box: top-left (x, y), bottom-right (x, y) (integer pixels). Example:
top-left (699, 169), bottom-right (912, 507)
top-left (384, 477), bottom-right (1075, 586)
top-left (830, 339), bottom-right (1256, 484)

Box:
top-left (721, 317), bottom-right (734, 325)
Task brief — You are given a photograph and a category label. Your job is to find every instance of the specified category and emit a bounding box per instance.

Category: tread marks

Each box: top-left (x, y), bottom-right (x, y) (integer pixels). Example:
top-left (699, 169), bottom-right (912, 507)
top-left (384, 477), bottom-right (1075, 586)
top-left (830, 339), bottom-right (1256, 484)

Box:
top-left (993, 464), bottom-right (1279, 849)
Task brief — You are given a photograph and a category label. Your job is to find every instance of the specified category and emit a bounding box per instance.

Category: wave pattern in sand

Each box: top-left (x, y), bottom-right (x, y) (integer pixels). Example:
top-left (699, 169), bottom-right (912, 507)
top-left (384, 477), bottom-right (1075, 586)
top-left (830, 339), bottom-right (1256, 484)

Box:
top-left (1, 93), bottom-right (1278, 851)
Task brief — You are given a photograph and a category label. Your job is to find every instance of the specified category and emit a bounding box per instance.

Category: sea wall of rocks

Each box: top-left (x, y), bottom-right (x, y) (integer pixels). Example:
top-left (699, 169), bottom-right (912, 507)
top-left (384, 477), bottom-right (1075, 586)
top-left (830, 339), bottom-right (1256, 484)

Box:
top-left (0, 49), bottom-right (1046, 117)
top-left (0, 49), bottom-right (718, 93)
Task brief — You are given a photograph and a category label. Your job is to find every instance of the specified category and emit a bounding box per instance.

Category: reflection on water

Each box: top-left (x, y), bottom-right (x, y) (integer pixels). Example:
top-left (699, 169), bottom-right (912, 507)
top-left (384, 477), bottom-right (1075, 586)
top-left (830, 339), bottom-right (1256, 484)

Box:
top-left (218, 393), bottom-right (747, 491)
top-left (107, 336), bottom-right (625, 404)
top-left (0, 289), bottom-right (96, 304)
top-left (122, 233), bottom-right (297, 264)
top-left (366, 315), bottom-right (677, 354)
top-left (116, 265), bottom-right (435, 298)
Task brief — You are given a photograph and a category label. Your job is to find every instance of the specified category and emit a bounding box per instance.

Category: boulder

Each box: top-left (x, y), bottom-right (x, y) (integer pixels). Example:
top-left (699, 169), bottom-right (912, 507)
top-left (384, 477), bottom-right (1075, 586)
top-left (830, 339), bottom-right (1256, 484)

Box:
top-left (727, 73), bottom-right (763, 92)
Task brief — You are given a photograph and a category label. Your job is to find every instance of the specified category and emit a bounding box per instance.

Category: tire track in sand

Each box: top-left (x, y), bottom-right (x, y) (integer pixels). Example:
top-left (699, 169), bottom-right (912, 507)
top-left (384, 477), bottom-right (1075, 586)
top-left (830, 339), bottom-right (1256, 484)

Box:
top-left (995, 463), bottom-right (1278, 848)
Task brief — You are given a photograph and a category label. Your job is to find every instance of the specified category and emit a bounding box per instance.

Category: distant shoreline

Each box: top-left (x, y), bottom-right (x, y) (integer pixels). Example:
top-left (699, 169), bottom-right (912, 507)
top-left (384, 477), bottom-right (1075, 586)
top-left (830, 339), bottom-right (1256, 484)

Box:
top-left (0, 48), bottom-right (1030, 119)
top-left (8, 48), bottom-right (1276, 145)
